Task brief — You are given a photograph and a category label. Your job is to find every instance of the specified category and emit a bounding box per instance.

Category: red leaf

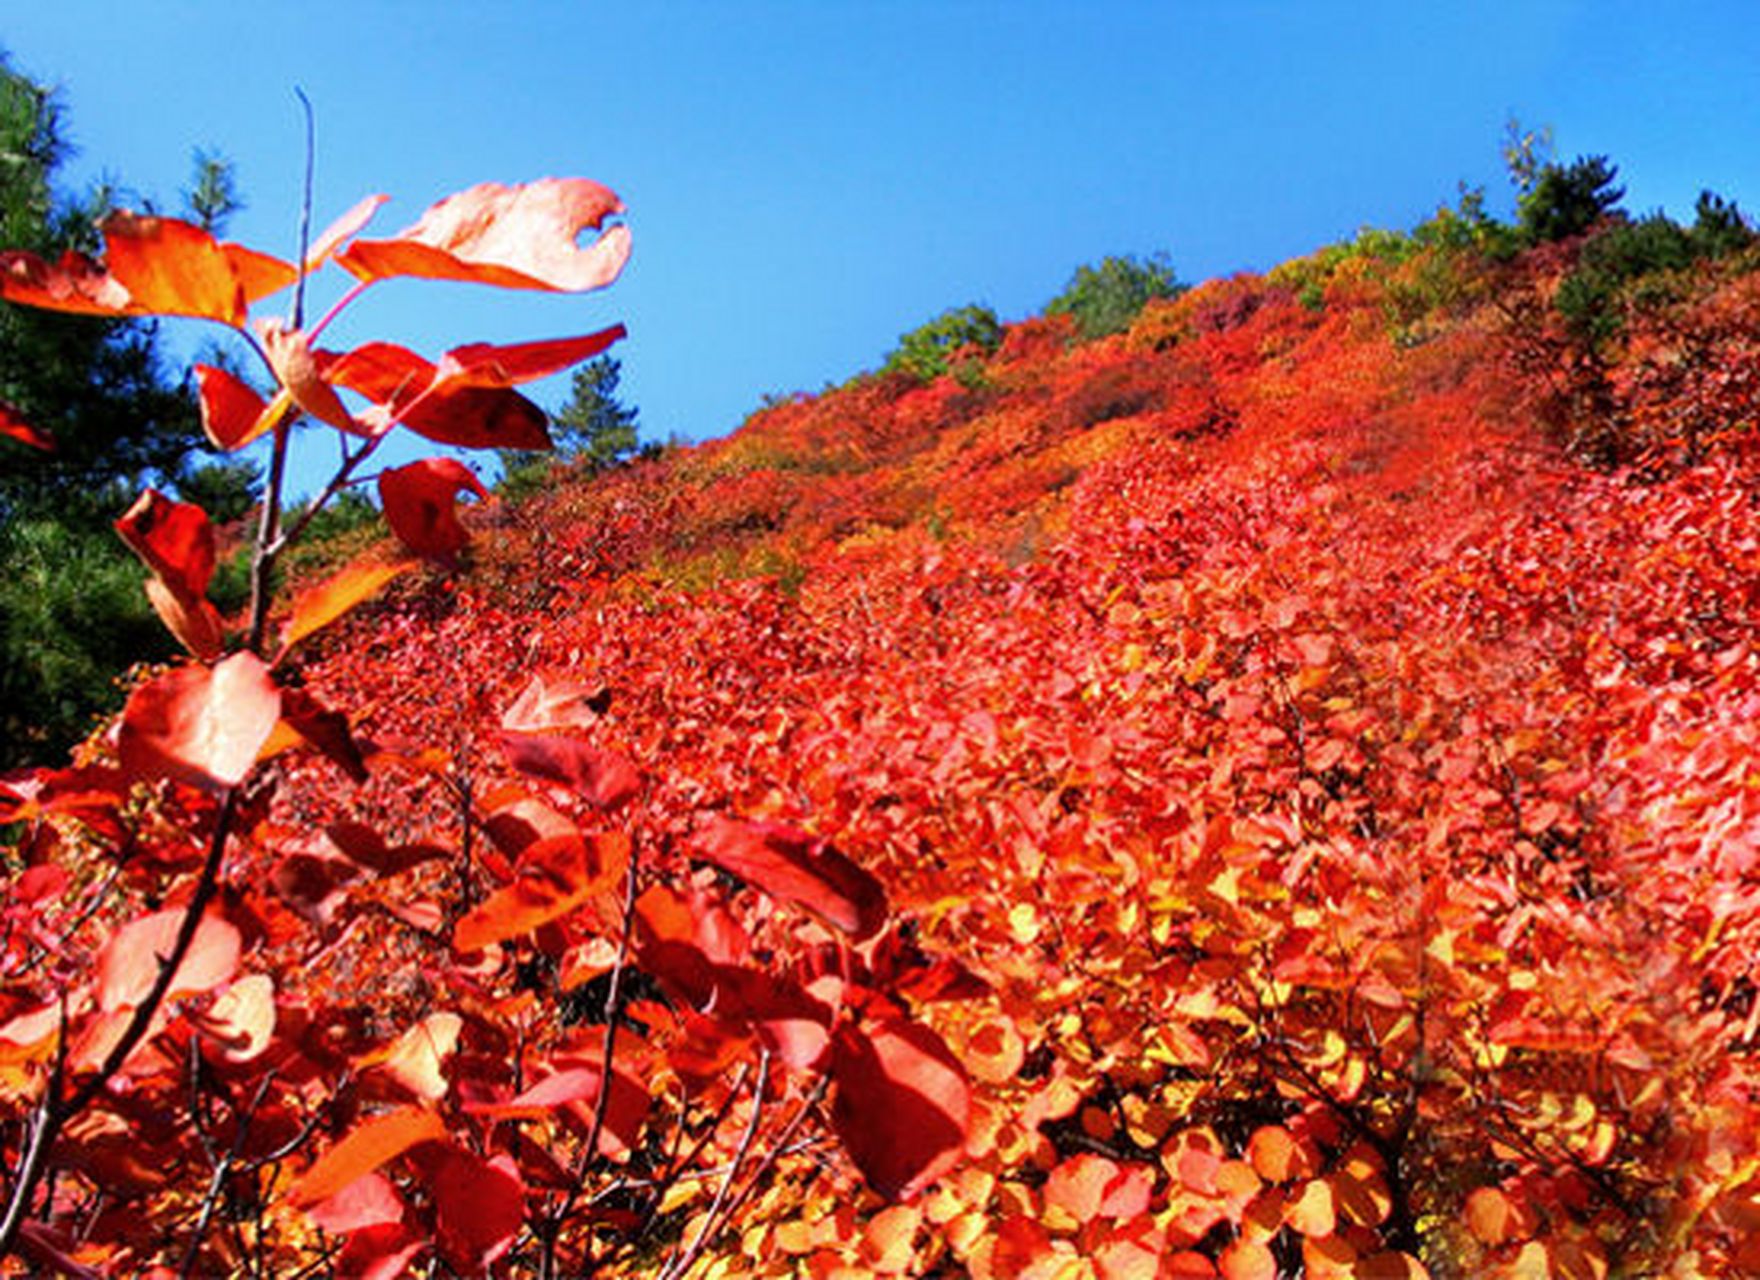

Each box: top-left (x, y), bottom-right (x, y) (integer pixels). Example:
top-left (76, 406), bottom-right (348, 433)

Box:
top-left (378, 458), bottom-right (487, 566)
top-left (118, 653), bottom-right (282, 790)
top-left (96, 908), bottom-right (241, 1011)
top-left (325, 822), bottom-right (449, 876)
top-left (498, 731), bottom-right (641, 809)
top-left (320, 341), bottom-right (553, 449)
top-left (337, 178), bottom-right (630, 293)
top-left (501, 671), bottom-right (612, 734)
top-left (0, 401), bottom-right (54, 451)
top-left (288, 1106), bottom-right (447, 1208)
top-left (830, 1019), bottom-right (969, 1200)
top-left (115, 489), bottom-right (216, 602)
top-left (435, 327), bottom-right (626, 390)
top-left (413, 1145), bottom-right (524, 1273)
top-left (194, 364), bottom-right (278, 451)
top-left (143, 576), bottom-right (224, 660)
top-left (693, 816), bottom-right (887, 940)
top-left (453, 832), bottom-right (628, 953)
top-left (464, 1062), bottom-right (649, 1156)
top-left (279, 687), bottom-right (370, 783)
top-left (305, 1171), bottom-right (404, 1234)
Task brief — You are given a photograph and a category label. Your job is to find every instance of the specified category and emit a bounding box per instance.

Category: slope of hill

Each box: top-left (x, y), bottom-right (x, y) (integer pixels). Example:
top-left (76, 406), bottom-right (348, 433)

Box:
top-left (5, 208), bottom-right (1759, 1276)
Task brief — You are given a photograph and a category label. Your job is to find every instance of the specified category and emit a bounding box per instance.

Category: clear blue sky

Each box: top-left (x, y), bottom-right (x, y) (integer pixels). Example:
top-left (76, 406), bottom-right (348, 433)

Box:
top-left (4, 2), bottom-right (1758, 497)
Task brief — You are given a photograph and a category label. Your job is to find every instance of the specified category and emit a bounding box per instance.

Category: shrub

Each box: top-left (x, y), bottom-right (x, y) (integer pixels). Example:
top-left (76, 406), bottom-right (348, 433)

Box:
top-left (882, 303), bottom-right (1002, 381)
top-left (1045, 253), bottom-right (1183, 339)
top-left (1518, 155), bottom-right (1624, 244)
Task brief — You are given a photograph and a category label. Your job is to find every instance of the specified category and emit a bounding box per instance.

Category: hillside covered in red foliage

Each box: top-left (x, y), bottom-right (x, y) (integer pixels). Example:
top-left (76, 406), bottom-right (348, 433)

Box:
top-left (4, 186), bottom-right (1760, 1278)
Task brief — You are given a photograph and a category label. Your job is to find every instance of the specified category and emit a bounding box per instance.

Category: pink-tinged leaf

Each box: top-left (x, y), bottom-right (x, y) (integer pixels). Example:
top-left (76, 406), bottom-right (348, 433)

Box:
top-left (193, 973), bottom-right (276, 1063)
top-left (334, 1224), bottom-right (425, 1280)
top-left (453, 832), bottom-right (629, 953)
top-left (307, 194), bottom-right (390, 270)
top-left (830, 1019), bottom-right (969, 1200)
top-left (337, 178), bottom-right (630, 293)
top-left (498, 731), bottom-right (641, 809)
top-left (118, 652), bottom-right (281, 790)
top-left (435, 327), bottom-right (626, 390)
top-left (97, 908), bottom-right (241, 1011)
top-left (280, 560), bottom-right (413, 657)
top-left (194, 364), bottom-right (271, 451)
top-left (321, 342), bottom-right (553, 450)
top-left (115, 489), bottom-right (216, 602)
top-left (0, 401), bottom-right (54, 451)
top-left (360, 1012), bottom-right (463, 1103)
top-left (717, 966), bottom-right (834, 1070)
top-left (305, 1171), bottom-right (404, 1234)
top-left (501, 672), bottom-right (612, 735)
top-left (378, 458), bottom-right (487, 566)
top-left (0, 247), bottom-right (135, 315)
top-left (100, 210), bottom-right (295, 323)
top-left (412, 1145), bottom-right (524, 1273)
top-left (288, 1106), bottom-right (447, 1208)
top-left (693, 816), bottom-right (887, 940)
top-left (257, 318), bottom-right (359, 433)
top-left (463, 1062), bottom-right (648, 1156)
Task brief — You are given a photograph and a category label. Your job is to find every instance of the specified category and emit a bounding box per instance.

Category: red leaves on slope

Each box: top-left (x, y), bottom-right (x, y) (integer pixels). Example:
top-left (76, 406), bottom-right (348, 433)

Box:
top-left (117, 653), bottom-right (281, 790)
top-left (378, 458), bottom-right (487, 567)
top-left (692, 816), bottom-right (888, 940)
top-left (337, 178), bottom-right (630, 294)
top-left (829, 1019), bottom-right (969, 1201)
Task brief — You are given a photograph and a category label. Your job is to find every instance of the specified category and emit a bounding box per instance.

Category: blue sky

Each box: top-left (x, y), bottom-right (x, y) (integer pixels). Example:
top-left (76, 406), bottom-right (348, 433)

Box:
top-left (4, 2), bottom-right (1758, 498)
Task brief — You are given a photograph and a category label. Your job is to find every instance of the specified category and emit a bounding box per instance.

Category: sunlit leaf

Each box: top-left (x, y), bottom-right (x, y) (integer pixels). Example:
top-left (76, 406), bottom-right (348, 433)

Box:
top-left (453, 832), bottom-right (629, 953)
top-left (96, 909), bottom-right (240, 1011)
top-left (118, 652), bottom-right (281, 790)
top-left (830, 1019), bottom-right (969, 1200)
top-left (194, 972), bottom-right (276, 1063)
top-left (498, 731), bottom-right (641, 809)
top-left (337, 178), bottom-right (630, 293)
top-left (194, 364), bottom-right (274, 451)
top-left (115, 489), bottom-right (216, 602)
top-left (361, 1012), bottom-right (462, 1102)
top-left (307, 193), bottom-right (390, 271)
top-left (100, 209), bottom-right (294, 323)
top-left (257, 317), bottom-right (359, 433)
top-left (288, 1106), bottom-right (446, 1208)
top-left (280, 560), bottom-right (413, 657)
top-left (320, 341), bottom-right (553, 449)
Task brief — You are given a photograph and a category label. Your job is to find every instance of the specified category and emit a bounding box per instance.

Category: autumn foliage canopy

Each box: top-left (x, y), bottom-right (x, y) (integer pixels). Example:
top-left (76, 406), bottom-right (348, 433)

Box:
top-left (2, 165), bottom-right (1759, 1279)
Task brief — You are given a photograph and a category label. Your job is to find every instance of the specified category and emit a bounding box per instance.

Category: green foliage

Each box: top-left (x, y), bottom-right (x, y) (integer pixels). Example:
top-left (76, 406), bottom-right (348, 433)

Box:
top-left (181, 147), bottom-right (242, 233)
top-left (1691, 189), bottom-right (1755, 258)
top-left (881, 304), bottom-right (1002, 382)
top-left (1518, 155), bottom-right (1624, 244)
top-left (1045, 253), bottom-right (1183, 339)
top-left (500, 356), bottom-right (641, 502)
top-left (177, 456), bottom-right (261, 524)
top-left (1556, 214), bottom-right (1706, 350)
top-left (276, 488), bottom-right (385, 579)
top-left (0, 516), bottom-right (172, 768)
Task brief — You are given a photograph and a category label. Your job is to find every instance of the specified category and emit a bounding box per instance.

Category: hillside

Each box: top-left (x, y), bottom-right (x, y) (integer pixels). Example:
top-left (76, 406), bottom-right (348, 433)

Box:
top-left (5, 197), bottom-right (1760, 1277)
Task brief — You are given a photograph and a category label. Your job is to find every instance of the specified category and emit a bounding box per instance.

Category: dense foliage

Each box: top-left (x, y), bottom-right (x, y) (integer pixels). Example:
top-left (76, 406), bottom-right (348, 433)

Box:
top-left (2, 141), bottom-right (1758, 1280)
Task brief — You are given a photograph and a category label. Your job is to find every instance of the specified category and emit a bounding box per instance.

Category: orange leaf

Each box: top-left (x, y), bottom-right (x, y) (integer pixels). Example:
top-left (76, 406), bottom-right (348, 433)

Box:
top-left (0, 246), bottom-right (132, 315)
top-left (830, 1019), bottom-right (969, 1200)
top-left (1464, 1186), bottom-right (1533, 1246)
top-left (1218, 1239), bottom-right (1277, 1280)
top-left (96, 909), bottom-right (240, 1011)
top-left (693, 816), bottom-right (887, 940)
top-left (280, 560), bottom-right (412, 657)
top-left (288, 1106), bottom-right (446, 1208)
top-left (144, 576), bottom-right (224, 660)
top-left (434, 327), bottom-right (626, 390)
top-left (1248, 1124), bottom-right (1316, 1183)
top-left (378, 457), bottom-right (487, 566)
top-left (115, 489), bottom-right (216, 602)
top-left (100, 210), bottom-right (294, 324)
top-left (118, 653), bottom-right (281, 790)
top-left (0, 401), bottom-right (53, 451)
top-left (338, 178), bottom-right (630, 293)
top-left (453, 832), bottom-right (628, 954)
top-left (463, 1062), bottom-right (649, 1156)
